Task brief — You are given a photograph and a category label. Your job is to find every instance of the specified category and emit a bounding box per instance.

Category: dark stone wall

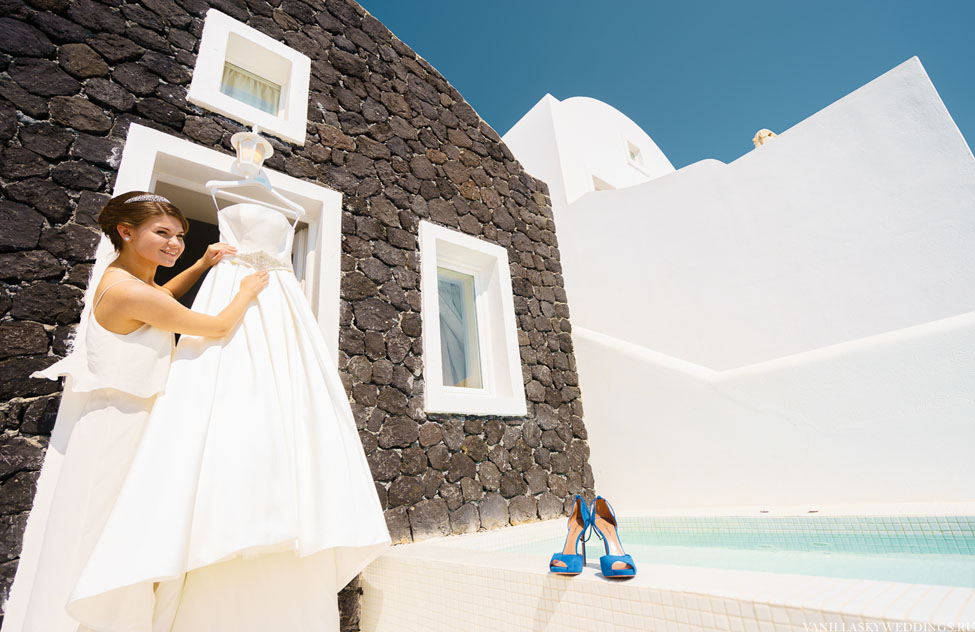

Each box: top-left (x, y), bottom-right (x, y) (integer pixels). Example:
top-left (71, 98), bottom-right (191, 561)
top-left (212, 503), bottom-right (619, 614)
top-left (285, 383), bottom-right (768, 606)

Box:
top-left (0, 0), bottom-right (592, 626)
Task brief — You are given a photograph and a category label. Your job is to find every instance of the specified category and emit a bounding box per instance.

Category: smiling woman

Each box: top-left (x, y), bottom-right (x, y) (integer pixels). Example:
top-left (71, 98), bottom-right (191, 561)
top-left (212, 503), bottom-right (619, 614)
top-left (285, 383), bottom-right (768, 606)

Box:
top-left (92, 191), bottom-right (269, 338)
top-left (5, 191), bottom-right (270, 632)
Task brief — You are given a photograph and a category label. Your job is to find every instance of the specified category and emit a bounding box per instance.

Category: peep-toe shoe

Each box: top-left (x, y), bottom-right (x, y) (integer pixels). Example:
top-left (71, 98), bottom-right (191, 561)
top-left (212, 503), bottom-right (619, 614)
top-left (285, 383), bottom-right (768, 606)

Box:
top-left (549, 495), bottom-right (590, 575)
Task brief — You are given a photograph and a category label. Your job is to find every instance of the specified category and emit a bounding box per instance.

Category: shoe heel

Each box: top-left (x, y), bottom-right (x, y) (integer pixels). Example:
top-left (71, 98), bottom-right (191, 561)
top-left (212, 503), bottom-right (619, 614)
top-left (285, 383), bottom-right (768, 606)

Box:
top-left (549, 495), bottom-right (590, 575)
top-left (592, 496), bottom-right (637, 579)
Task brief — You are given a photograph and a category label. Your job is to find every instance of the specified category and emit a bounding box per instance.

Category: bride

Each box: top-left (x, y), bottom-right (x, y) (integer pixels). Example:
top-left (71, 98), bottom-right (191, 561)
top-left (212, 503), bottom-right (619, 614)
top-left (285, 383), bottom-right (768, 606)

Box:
top-left (4, 191), bottom-right (268, 631)
top-left (7, 191), bottom-right (391, 631)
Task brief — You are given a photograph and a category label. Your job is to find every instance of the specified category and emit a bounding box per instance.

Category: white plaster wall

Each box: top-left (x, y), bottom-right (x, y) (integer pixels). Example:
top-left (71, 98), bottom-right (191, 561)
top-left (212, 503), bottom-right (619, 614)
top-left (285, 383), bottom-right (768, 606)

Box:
top-left (576, 313), bottom-right (975, 510)
top-left (557, 57), bottom-right (975, 371)
top-left (502, 95), bottom-right (674, 209)
top-left (503, 56), bottom-right (975, 509)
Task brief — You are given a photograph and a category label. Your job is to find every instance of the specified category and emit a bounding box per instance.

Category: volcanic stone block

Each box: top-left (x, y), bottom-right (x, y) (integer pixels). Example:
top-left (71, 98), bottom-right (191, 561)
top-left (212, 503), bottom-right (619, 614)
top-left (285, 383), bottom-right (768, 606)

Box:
top-left (52, 161), bottom-right (105, 191)
top-left (437, 482), bottom-right (462, 511)
top-left (0, 17), bottom-right (56, 56)
top-left (478, 492), bottom-right (508, 530)
top-left (136, 98), bottom-right (186, 128)
top-left (499, 470), bottom-right (527, 499)
top-left (59, 43), bottom-right (110, 79)
top-left (524, 465), bottom-right (549, 495)
top-left (67, 0), bottom-right (126, 33)
top-left (50, 96), bottom-right (113, 133)
top-left (377, 416), bottom-right (417, 448)
top-left (21, 124), bottom-right (74, 160)
top-left (0, 202), bottom-right (46, 252)
top-left (522, 419), bottom-right (541, 448)
top-left (446, 452), bottom-right (475, 483)
top-left (508, 439), bottom-right (534, 472)
top-left (536, 492), bottom-right (564, 520)
top-left (508, 495), bottom-right (538, 525)
top-left (70, 134), bottom-right (124, 169)
top-left (426, 444), bottom-right (449, 471)
top-left (476, 461), bottom-right (500, 492)
top-left (383, 507), bottom-right (411, 544)
top-left (459, 476), bottom-right (482, 503)
top-left (407, 498), bottom-right (449, 541)
top-left (39, 224), bottom-right (100, 262)
top-left (399, 445), bottom-right (427, 476)
top-left (352, 298), bottom-right (399, 331)
top-left (366, 449), bottom-right (400, 481)
top-left (0, 148), bottom-right (49, 180)
top-left (0, 471), bottom-right (40, 514)
top-left (386, 475), bottom-right (423, 508)
top-left (8, 58), bottom-right (81, 97)
top-left (449, 503), bottom-right (479, 535)
top-left (0, 250), bottom-right (63, 281)
top-left (0, 356), bottom-right (60, 399)
top-left (85, 78), bottom-right (136, 112)
top-left (417, 422), bottom-right (442, 447)
top-left (441, 419), bottom-right (464, 451)
top-left (0, 321), bottom-right (49, 359)
top-left (0, 431), bottom-right (48, 480)
top-left (1, 512), bottom-right (29, 565)
top-left (74, 191), bottom-right (109, 227)
top-left (32, 12), bottom-right (86, 43)
top-left (487, 445), bottom-right (509, 472)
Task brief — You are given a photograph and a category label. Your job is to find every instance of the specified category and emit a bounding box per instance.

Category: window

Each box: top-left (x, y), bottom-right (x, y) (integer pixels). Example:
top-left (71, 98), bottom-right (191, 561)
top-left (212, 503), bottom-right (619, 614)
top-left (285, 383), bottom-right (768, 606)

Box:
top-left (221, 62), bottom-right (281, 115)
top-left (187, 9), bottom-right (310, 145)
top-left (627, 140), bottom-right (643, 166)
top-left (419, 221), bottom-right (527, 416)
top-left (592, 175), bottom-right (615, 191)
top-left (437, 267), bottom-right (483, 388)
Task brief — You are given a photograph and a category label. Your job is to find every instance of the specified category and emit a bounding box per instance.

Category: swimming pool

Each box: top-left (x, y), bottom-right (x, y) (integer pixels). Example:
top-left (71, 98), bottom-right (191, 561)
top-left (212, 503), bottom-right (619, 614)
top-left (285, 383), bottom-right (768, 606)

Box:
top-left (499, 515), bottom-right (975, 587)
top-left (362, 510), bottom-right (975, 632)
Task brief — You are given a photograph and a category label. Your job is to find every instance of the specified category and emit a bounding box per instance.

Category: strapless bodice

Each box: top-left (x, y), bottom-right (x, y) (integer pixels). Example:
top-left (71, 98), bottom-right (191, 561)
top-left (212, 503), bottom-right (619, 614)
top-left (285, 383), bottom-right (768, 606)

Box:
top-left (218, 204), bottom-right (295, 271)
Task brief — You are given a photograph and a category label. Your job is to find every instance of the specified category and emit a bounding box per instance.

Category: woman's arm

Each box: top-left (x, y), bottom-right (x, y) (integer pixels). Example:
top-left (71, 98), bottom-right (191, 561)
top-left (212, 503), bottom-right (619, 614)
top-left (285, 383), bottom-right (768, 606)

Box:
top-left (104, 271), bottom-right (269, 337)
top-left (162, 243), bottom-right (236, 299)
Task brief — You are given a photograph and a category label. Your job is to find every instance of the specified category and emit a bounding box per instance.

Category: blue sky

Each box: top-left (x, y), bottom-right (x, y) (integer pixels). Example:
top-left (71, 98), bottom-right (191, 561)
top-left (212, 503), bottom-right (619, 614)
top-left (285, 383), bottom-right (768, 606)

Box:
top-left (358, 1), bottom-right (975, 169)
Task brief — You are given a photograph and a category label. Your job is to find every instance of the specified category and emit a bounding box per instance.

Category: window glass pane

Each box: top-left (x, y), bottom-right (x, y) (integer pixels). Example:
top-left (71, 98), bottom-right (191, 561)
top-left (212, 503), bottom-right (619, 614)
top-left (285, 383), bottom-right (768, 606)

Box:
top-left (220, 62), bottom-right (281, 115)
top-left (437, 267), bottom-right (482, 388)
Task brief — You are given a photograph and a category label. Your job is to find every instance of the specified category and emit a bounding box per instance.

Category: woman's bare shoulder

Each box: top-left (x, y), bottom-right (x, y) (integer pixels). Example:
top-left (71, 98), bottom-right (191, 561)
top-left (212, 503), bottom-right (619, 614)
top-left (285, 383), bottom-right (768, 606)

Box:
top-left (96, 268), bottom-right (166, 303)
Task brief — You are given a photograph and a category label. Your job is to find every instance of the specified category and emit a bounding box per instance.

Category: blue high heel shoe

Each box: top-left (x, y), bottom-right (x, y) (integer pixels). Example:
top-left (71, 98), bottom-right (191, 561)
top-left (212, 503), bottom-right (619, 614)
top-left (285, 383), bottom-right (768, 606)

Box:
top-left (549, 495), bottom-right (591, 575)
top-left (590, 496), bottom-right (636, 578)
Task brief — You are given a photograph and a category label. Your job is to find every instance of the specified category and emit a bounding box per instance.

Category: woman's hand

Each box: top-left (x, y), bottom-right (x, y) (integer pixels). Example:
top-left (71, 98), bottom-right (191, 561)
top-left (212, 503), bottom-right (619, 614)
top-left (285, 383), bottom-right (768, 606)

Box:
top-left (198, 243), bottom-right (237, 268)
top-left (239, 271), bottom-right (270, 299)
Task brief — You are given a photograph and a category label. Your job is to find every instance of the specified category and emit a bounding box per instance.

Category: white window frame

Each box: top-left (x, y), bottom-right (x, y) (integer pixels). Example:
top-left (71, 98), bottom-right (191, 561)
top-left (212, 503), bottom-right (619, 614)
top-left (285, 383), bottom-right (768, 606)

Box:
top-left (113, 124), bottom-right (342, 358)
top-left (419, 221), bottom-right (527, 416)
top-left (188, 9), bottom-right (310, 145)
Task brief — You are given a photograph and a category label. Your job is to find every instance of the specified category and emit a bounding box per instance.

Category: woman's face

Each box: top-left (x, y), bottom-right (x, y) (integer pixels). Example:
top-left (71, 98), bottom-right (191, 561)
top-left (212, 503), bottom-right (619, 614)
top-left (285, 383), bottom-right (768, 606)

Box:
top-left (120, 215), bottom-right (186, 267)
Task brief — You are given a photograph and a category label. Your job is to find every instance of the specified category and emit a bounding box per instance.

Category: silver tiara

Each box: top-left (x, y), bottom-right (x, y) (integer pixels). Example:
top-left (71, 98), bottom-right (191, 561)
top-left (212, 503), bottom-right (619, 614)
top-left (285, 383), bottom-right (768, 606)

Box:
top-left (125, 193), bottom-right (171, 204)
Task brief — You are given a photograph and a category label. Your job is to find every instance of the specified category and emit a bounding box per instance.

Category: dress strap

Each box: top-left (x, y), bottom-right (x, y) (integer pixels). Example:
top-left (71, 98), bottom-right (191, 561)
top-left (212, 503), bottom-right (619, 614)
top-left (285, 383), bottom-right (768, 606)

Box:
top-left (93, 278), bottom-right (143, 311)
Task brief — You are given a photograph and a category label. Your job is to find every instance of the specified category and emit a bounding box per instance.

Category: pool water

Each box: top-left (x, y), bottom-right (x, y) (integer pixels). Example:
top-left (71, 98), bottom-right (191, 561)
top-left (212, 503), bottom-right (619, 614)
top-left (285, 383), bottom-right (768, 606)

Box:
top-left (500, 515), bottom-right (975, 587)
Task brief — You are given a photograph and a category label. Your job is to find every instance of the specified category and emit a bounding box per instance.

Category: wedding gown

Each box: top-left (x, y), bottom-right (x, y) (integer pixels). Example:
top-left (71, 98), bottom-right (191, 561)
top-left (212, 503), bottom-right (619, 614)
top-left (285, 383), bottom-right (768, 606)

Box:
top-left (64, 203), bottom-right (390, 631)
top-left (2, 248), bottom-right (175, 632)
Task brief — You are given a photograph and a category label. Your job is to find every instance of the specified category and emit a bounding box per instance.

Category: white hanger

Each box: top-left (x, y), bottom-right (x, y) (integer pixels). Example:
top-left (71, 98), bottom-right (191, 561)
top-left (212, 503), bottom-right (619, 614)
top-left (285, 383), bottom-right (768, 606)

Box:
top-left (205, 127), bottom-right (306, 225)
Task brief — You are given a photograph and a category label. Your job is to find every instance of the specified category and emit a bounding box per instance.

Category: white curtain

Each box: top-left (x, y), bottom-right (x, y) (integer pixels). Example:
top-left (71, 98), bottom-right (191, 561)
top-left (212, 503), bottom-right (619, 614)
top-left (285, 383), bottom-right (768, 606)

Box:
top-left (438, 276), bottom-right (475, 388)
top-left (220, 63), bottom-right (280, 115)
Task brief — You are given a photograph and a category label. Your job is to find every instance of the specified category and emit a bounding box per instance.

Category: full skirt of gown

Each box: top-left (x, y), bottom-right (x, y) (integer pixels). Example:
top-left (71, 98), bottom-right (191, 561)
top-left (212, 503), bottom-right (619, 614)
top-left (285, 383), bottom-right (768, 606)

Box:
top-left (4, 386), bottom-right (164, 632)
top-left (65, 256), bottom-right (391, 631)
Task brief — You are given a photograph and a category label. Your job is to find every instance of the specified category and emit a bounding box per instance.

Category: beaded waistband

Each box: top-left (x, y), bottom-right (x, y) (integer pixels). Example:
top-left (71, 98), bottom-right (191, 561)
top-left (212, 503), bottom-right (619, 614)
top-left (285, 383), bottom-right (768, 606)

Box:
top-left (227, 250), bottom-right (293, 272)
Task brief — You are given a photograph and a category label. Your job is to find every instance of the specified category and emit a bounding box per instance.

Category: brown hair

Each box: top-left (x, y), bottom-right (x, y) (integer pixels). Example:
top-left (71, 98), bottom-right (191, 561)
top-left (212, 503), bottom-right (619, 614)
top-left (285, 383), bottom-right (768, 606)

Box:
top-left (97, 191), bottom-right (190, 251)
